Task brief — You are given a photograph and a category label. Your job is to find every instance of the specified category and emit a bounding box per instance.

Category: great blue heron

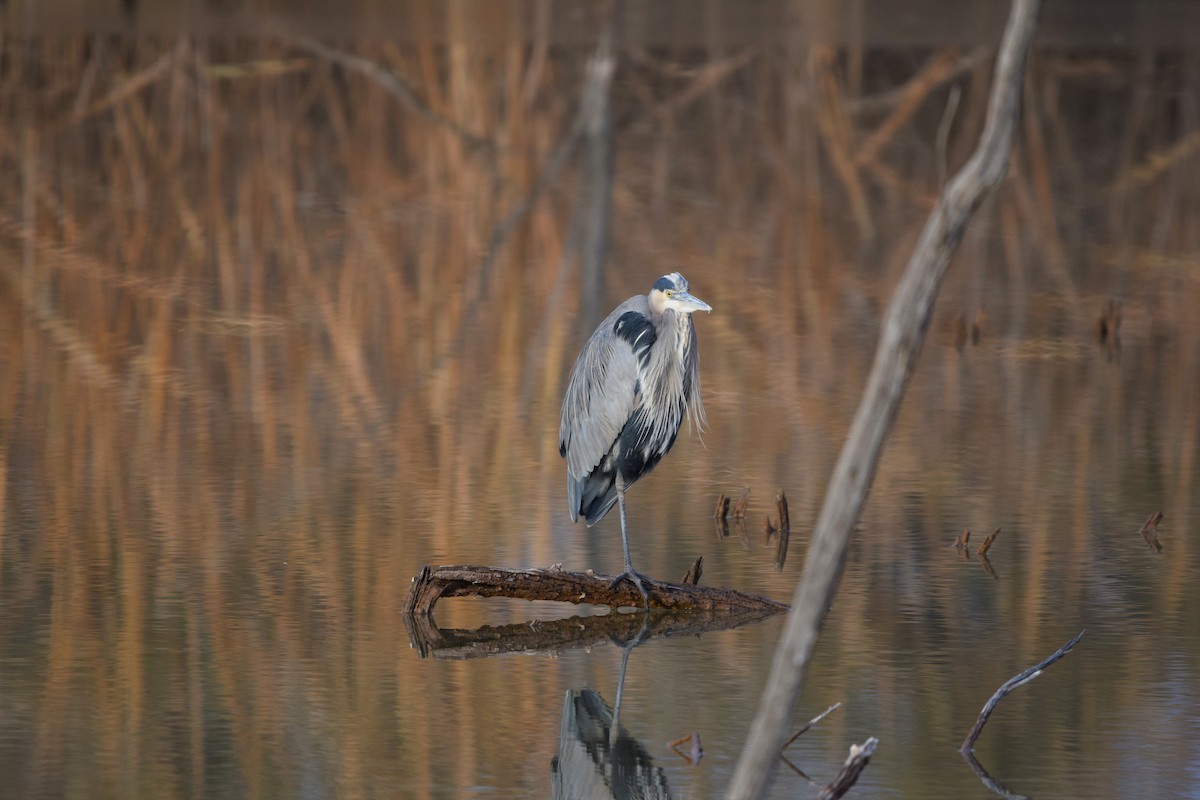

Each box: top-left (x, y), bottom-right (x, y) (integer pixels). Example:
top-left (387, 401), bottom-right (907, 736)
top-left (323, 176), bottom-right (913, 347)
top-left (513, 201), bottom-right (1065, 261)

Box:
top-left (558, 272), bottom-right (712, 606)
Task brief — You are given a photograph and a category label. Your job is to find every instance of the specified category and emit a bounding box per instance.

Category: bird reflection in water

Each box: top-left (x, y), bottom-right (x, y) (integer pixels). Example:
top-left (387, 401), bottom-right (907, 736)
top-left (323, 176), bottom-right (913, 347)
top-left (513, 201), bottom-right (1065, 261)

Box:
top-left (551, 637), bottom-right (672, 799)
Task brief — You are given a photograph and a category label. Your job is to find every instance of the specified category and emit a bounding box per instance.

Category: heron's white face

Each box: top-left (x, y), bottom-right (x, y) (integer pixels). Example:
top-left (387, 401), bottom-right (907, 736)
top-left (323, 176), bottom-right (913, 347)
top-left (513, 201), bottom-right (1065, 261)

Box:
top-left (648, 273), bottom-right (713, 316)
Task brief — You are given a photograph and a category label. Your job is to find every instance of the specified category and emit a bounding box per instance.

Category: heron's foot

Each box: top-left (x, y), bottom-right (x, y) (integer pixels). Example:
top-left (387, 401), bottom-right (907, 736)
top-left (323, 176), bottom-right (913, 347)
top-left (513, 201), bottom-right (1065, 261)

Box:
top-left (608, 570), bottom-right (657, 608)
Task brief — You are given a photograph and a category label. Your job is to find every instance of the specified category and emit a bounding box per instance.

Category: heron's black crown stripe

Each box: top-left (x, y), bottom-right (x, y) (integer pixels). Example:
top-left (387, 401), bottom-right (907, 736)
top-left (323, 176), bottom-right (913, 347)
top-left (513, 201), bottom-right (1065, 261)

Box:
top-left (652, 275), bottom-right (675, 292)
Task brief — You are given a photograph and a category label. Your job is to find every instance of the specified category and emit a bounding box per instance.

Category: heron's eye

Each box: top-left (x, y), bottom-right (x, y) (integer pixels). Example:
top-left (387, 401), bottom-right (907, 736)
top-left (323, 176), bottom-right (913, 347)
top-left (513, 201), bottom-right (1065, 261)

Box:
top-left (664, 290), bottom-right (674, 298)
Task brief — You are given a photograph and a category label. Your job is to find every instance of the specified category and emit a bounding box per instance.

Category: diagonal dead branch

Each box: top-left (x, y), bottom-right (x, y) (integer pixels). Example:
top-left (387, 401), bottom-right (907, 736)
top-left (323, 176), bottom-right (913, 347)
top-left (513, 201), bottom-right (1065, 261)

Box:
top-left (782, 701), bottom-right (842, 750)
top-left (726, 1), bottom-right (1042, 797)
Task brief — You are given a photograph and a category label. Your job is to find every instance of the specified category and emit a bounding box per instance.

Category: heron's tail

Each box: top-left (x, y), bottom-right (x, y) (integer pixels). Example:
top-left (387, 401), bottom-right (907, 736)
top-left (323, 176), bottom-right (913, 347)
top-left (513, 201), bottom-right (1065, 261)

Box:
top-left (570, 469), bottom-right (619, 526)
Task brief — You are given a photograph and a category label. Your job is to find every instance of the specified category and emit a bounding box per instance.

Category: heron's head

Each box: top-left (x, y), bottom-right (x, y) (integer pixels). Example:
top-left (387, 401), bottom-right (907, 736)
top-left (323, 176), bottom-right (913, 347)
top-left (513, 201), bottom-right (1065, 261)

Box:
top-left (648, 272), bottom-right (712, 317)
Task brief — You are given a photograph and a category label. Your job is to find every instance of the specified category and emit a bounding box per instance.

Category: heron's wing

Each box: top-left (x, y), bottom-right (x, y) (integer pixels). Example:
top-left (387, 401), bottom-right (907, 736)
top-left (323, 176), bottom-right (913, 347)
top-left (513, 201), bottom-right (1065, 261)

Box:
top-left (558, 298), bottom-right (651, 484)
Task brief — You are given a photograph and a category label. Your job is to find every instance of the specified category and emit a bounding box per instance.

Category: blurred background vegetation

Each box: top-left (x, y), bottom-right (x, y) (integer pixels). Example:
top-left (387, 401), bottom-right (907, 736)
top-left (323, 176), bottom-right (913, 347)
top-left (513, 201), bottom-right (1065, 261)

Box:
top-left (1, 2), bottom-right (1198, 797)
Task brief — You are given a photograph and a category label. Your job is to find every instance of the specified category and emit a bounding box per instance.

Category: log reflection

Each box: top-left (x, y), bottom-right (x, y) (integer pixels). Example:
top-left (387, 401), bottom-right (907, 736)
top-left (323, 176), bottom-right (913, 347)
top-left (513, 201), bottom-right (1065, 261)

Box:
top-left (404, 605), bottom-right (783, 659)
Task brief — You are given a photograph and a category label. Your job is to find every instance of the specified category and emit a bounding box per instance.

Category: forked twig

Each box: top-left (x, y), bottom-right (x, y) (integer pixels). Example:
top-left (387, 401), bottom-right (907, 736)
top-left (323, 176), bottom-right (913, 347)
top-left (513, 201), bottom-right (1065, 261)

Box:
top-left (1138, 511), bottom-right (1164, 553)
top-left (960, 629), bottom-right (1086, 752)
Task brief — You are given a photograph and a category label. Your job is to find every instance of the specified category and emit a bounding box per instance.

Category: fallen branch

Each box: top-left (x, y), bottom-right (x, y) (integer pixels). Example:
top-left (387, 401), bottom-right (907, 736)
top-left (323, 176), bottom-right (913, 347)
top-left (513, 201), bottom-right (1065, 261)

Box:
top-left (727, 1), bottom-right (1042, 796)
top-left (404, 603), bottom-right (781, 659)
top-left (404, 564), bottom-right (788, 615)
top-left (960, 629), bottom-right (1086, 752)
top-left (816, 738), bottom-right (879, 800)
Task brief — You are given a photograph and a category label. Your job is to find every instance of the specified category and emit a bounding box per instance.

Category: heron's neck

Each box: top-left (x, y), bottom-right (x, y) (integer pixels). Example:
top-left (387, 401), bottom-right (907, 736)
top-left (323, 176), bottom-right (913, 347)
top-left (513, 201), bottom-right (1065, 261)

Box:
top-left (664, 310), bottom-right (687, 353)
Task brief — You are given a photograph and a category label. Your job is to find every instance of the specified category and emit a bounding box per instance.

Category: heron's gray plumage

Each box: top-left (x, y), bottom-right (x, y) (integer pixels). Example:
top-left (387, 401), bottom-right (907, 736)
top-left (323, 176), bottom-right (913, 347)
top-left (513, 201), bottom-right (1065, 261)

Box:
top-left (558, 273), bottom-right (708, 530)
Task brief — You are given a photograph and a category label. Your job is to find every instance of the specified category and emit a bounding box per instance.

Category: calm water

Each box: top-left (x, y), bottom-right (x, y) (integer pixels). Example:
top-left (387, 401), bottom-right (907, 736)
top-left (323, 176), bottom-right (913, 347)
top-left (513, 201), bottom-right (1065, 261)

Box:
top-left (2, 22), bottom-right (1200, 800)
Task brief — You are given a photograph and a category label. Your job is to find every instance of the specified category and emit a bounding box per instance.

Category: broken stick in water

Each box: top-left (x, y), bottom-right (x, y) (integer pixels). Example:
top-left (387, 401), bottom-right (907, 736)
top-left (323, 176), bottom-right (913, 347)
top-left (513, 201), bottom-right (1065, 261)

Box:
top-left (816, 738), bottom-right (879, 800)
top-left (979, 528), bottom-right (1000, 556)
top-left (733, 486), bottom-right (752, 519)
top-left (1138, 511), bottom-right (1164, 553)
top-left (714, 493), bottom-right (730, 521)
top-left (668, 732), bottom-right (703, 765)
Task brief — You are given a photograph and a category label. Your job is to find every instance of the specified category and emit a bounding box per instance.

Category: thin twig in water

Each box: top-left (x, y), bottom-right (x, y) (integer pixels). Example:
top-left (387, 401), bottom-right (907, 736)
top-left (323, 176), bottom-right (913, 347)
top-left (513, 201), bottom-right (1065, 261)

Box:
top-left (782, 701), bottom-right (842, 750)
top-left (979, 528), bottom-right (1000, 556)
top-left (733, 486), bottom-right (752, 519)
top-left (714, 494), bottom-right (731, 521)
top-left (668, 731), bottom-right (703, 765)
top-left (960, 629), bottom-right (1086, 752)
top-left (775, 491), bottom-right (790, 533)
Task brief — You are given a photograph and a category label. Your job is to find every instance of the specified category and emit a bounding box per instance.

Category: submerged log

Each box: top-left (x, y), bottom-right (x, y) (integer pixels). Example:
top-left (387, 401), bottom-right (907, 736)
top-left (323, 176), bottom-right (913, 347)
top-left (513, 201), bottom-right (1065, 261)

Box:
top-left (405, 564), bottom-right (788, 615)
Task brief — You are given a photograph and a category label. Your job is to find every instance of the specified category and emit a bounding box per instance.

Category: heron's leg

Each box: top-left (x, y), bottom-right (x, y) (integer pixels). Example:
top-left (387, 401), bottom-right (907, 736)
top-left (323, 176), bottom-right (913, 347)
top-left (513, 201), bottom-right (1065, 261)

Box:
top-left (617, 473), bottom-right (635, 574)
top-left (610, 614), bottom-right (650, 736)
top-left (609, 473), bottom-right (651, 609)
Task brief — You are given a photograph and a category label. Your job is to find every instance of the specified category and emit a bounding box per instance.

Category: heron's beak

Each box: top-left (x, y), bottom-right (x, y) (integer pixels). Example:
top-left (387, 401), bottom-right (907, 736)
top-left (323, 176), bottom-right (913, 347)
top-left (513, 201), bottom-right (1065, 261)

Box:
top-left (675, 291), bottom-right (713, 314)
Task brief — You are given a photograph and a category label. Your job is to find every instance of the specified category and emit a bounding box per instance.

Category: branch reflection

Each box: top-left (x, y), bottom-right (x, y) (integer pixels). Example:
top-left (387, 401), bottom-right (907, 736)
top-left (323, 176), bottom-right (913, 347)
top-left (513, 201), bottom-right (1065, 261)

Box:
top-left (961, 751), bottom-right (1030, 800)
